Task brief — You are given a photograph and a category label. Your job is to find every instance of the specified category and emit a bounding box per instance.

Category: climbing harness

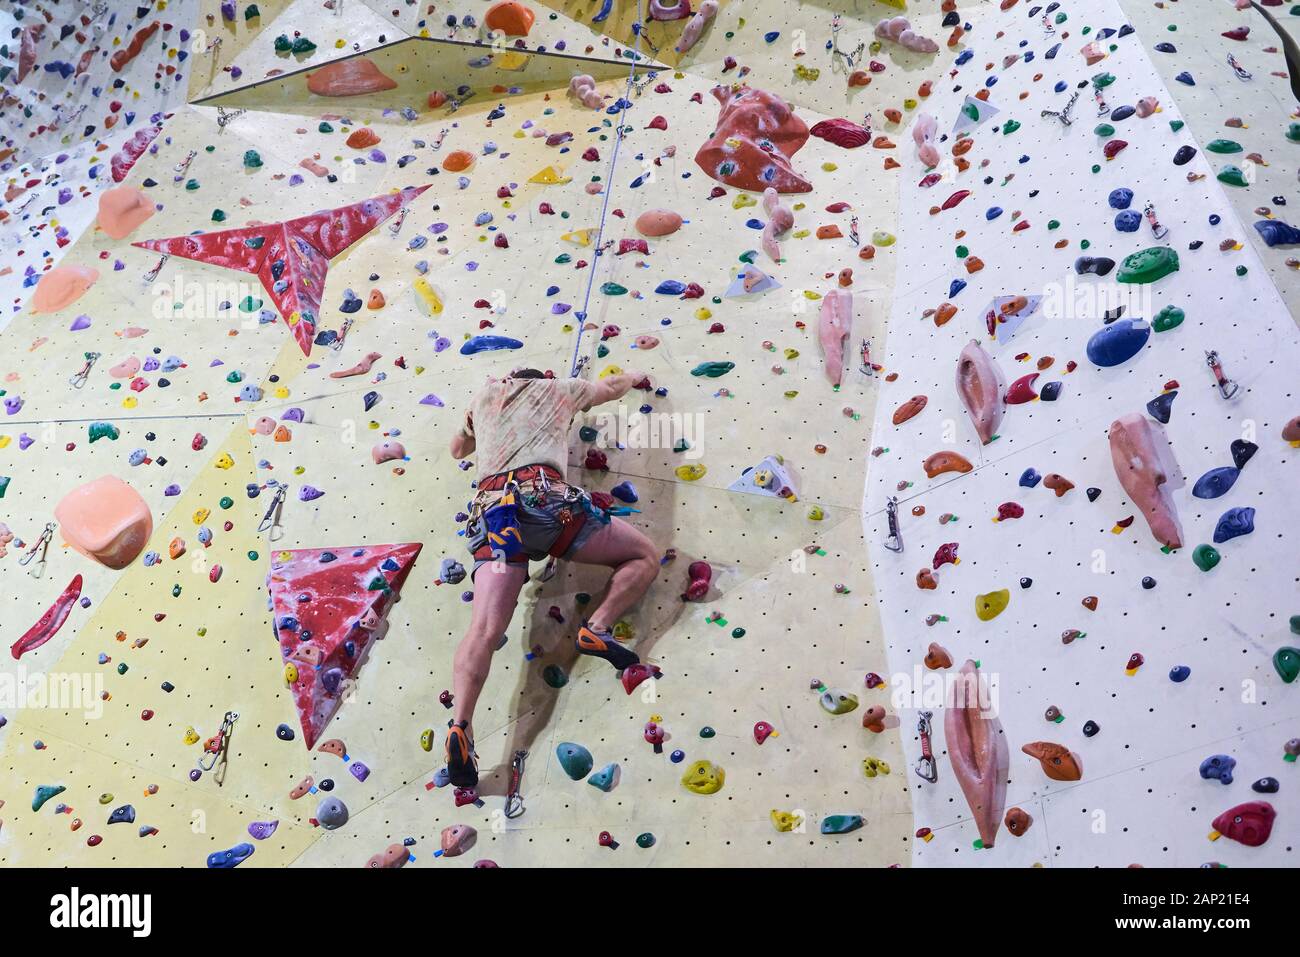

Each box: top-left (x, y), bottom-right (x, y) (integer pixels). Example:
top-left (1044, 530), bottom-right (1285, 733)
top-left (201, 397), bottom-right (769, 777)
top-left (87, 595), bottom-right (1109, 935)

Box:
top-left (70, 351), bottom-right (101, 389)
top-left (504, 749), bottom-right (529, 818)
top-left (257, 483), bottom-right (288, 536)
top-left (19, 522), bottom-right (57, 574)
top-left (195, 711), bottom-right (238, 775)
top-left (915, 710), bottom-right (938, 783)
top-left (1205, 350), bottom-right (1240, 400)
top-left (883, 496), bottom-right (904, 553)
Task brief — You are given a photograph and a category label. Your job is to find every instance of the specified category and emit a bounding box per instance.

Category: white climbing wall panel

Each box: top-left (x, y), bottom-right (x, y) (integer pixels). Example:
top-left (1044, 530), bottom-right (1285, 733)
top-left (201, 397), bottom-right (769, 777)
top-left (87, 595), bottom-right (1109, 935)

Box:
top-left (864, 0), bottom-right (1299, 866)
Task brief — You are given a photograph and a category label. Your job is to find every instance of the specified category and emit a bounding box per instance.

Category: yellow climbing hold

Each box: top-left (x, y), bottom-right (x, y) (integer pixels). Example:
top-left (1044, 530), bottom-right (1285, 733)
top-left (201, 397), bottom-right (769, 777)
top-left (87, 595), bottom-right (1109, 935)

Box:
top-left (413, 277), bottom-right (443, 314)
top-left (771, 809), bottom-right (802, 832)
top-left (681, 760), bottom-right (726, 794)
top-left (122, 395), bottom-right (138, 409)
top-left (792, 228), bottom-right (811, 239)
top-left (561, 228), bottom-right (594, 246)
top-left (784, 348), bottom-right (800, 360)
top-left (214, 452), bottom-right (235, 470)
top-left (192, 508), bottom-right (210, 525)
top-left (808, 505), bottom-right (825, 521)
top-left (284, 663), bottom-right (299, 685)
top-left (695, 307), bottom-right (713, 320)
top-left (821, 162), bottom-right (839, 172)
top-left (529, 165), bottom-right (571, 185)
top-left (675, 464), bottom-right (707, 481)
top-left (0, 436), bottom-right (9, 449)
top-left (975, 588), bottom-right (1011, 621)
top-left (731, 193), bottom-right (757, 209)
top-left (183, 727), bottom-right (200, 745)
top-left (598, 365), bottom-right (623, 379)
top-left (274, 386), bottom-right (290, 399)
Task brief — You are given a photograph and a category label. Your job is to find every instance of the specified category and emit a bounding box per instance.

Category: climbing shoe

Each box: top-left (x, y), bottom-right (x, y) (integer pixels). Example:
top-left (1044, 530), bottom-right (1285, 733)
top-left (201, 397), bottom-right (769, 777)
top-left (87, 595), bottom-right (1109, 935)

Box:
top-left (576, 623), bottom-right (640, 671)
top-left (445, 720), bottom-right (478, 788)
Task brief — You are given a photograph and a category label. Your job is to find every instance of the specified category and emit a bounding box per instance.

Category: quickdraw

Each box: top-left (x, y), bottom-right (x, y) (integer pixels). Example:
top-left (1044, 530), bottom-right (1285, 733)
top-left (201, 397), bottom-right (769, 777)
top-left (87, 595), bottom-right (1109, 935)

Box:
top-left (504, 749), bottom-right (529, 818)
top-left (1205, 350), bottom-right (1240, 400)
top-left (883, 496), bottom-right (903, 553)
top-left (257, 484), bottom-right (288, 535)
top-left (70, 352), bottom-right (102, 389)
top-left (195, 711), bottom-right (238, 777)
top-left (18, 522), bottom-right (57, 574)
top-left (915, 710), bottom-right (938, 782)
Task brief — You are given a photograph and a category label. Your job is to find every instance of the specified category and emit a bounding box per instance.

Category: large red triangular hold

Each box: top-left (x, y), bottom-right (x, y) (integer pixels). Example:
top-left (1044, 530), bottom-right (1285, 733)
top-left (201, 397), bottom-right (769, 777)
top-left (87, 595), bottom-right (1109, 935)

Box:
top-left (266, 542), bottom-right (423, 749)
top-left (132, 184), bottom-right (430, 356)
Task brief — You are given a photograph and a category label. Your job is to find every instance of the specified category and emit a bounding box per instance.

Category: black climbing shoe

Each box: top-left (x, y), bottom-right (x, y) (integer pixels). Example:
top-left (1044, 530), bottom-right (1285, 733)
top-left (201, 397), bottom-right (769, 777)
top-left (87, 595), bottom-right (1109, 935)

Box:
top-left (445, 720), bottom-right (478, 788)
top-left (576, 624), bottom-right (640, 671)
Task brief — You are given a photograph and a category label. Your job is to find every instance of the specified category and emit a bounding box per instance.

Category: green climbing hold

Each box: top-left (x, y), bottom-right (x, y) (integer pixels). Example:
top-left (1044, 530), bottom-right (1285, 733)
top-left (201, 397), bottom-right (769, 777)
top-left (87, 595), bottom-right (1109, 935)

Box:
top-left (1217, 166), bottom-right (1250, 187)
top-left (1091, 164), bottom-right (1101, 174)
top-left (88, 422), bottom-right (120, 443)
top-left (1236, 265), bottom-right (1248, 277)
top-left (33, 784), bottom-right (65, 812)
top-left (1047, 219), bottom-right (1060, 230)
top-left (1287, 122), bottom-right (1300, 143)
top-left (543, 664), bottom-right (568, 688)
top-left (700, 726), bottom-right (716, 738)
top-left (587, 763), bottom-right (618, 792)
top-left (117, 662), bottom-right (128, 675)
top-left (1094, 123), bottom-right (1115, 137)
top-left (1192, 544), bottom-right (1221, 571)
top-left (319, 121), bottom-right (334, 133)
top-left (1080, 239), bottom-right (1091, 249)
top-left (219, 496), bottom-right (234, 509)
top-left (636, 832), bottom-right (656, 848)
top-left (1117, 246), bottom-right (1179, 284)
top-left (578, 425), bottom-right (599, 442)
top-left (1273, 646), bottom-right (1300, 683)
top-left (1291, 614), bottom-right (1300, 635)
top-left (273, 33), bottom-right (292, 52)
top-left (226, 370), bottom-right (244, 383)
top-left (184, 179), bottom-right (199, 191)
top-left (0, 476), bottom-right (9, 499)
top-left (731, 627), bottom-right (746, 638)
top-left (212, 209), bottom-right (227, 222)
top-left (690, 361), bottom-right (734, 378)
top-left (1092, 72), bottom-right (1116, 89)
top-left (556, 742), bottom-right (594, 780)
top-left (955, 245), bottom-right (968, 258)
top-left (673, 438), bottom-right (689, 453)
top-left (575, 592), bottom-right (591, 604)
top-left (738, 250), bottom-right (755, 264)
top-left (1152, 305), bottom-right (1185, 332)
top-left (238, 296), bottom-right (262, 312)
top-left (600, 282), bottom-right (627, 296)
top-left (245, 3), bottom-right (261, 18)
top-left (1002, 119), bottom-right (1021, 135)
top-left (596, 344), bottom-right (609, 358)
top-left (291, 36), bottom-right (316, 54)
top-left (366, 575), bottom-right (391, 593)
top-left (820, 814), bottom-right (865, 834)
top-left (247, 550), bottom-right (259, 561)
top-left (243, 150), bottom-right (263, 169)
top-left (1206, 139), bottom-right (1243, 154)
top-left (1169, 120), bottom-right (1185, 133)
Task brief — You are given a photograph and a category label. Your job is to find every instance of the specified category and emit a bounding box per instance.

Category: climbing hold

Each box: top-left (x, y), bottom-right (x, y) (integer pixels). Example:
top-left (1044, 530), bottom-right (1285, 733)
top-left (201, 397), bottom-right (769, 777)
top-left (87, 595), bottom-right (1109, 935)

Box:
top-left (923, 451), bottom-right (974, 478)
top-left (1021, 741), bottom-right (1082, 781)
top-left (681, 760), bottom-right (725, 794)
top-left (207, 843), bottom-right (255, 868)
top-left (1209, 802), bottom-right (1275, 847)
top-left (1213, 506), bottom-right (1255, 544)
top-left (820, 688), bottom-right (859, 715)
top-left (1116, 247), bottom-right (1179, 284)
top-left (1273, 646), bottom-right (1300, 683)
top-left (1193, 544), bottom-right (1221, 572)
top-left (556, 742), bottom-right (594, 780)
top-left (1199, 754), bottom-right (1236, 785)
top-left (975, 589), bottom-right (1010, 621)
top-left (820, 814), bottom-right (865, 834)
top-left (1086, 318), bottom-right (1150, 367)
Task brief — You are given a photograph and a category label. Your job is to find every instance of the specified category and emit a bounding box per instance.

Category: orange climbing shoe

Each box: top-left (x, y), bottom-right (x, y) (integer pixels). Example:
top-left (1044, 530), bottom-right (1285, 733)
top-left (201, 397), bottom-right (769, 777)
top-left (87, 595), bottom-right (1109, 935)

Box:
top-left (445, 720), bottom-right (478, 788)
top-left (575, 624), bottom-right (640, 671)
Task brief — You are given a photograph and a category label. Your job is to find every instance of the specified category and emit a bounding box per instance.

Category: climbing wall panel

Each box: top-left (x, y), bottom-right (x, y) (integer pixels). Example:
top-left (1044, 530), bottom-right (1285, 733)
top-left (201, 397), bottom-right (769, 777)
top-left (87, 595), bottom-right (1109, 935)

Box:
top-left (864, 0), bottom-right (1299, 866)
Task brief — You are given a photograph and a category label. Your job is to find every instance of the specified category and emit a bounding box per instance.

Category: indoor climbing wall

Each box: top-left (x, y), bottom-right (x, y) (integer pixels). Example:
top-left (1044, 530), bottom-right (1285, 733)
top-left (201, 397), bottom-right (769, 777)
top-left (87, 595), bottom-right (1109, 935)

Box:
top-left (1, 0), bottom-right (1296, 870)
top-left (864, 0), bottom-right (1299, 865)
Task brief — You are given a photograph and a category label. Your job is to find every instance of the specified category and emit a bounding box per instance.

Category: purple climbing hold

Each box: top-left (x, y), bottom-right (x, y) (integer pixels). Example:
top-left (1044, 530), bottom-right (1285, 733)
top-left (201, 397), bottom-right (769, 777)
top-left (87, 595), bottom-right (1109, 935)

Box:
top-left (299, 486), bottom-right (325, 502)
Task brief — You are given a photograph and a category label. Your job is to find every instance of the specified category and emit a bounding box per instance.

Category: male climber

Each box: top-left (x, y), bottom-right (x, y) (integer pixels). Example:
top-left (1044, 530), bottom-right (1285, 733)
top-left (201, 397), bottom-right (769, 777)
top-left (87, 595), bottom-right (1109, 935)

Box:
top-left (444, 368), bottom-right (661, 787)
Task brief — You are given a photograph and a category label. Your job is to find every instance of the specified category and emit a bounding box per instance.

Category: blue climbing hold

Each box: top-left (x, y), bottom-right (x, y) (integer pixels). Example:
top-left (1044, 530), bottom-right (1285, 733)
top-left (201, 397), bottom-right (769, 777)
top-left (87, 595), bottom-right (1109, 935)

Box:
top-left (949, 278), bottom-right (967, 297)
top-left (1199, 754), bottom-right (1235, 785)
top-left (1155, 41), bottom-right (1176, 53)
top-left (1175, 71), bottom-right (1195, 85)
top-left (1115, 210), bottom-right (1142, 232)
top-left (1254, 219), bottom-right (1300, 247)
top-left (207, 843), bottom-right (255, 868)
top-left (460, 335), bottom-right (523, 355)
top-left (1110, 104), bottom-right (1136, 122)
top-left (1040, 381), bottom-right (1063, 401)
top-left (1169, 664), bottom-right (1191, 682)
top-left (1213, 506), bottom-right (1255, 544)
top-left (1145, 390), bottom-right (1176, 423)
top-left (611, 481), bottom-right (638, 503)
top-left (1192, 466), bottom-right (1239, 499)
top-left (1086, 317), bottom-right (1151, 367)
top-left (986, 207), bottom-right (1003, 220)
top-left (1109, 187), bottom-right (1134, 209)
top-left (655, 279), bottom-right (687, 295)
top-left (1019, 467), bottom-right (1042, 488)
top-left (588, 763), bottom-right (619, 792)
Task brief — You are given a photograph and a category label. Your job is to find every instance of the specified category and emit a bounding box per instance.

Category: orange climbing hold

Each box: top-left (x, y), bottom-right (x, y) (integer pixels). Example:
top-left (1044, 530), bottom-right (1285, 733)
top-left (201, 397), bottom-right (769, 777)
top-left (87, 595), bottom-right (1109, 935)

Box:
top-left (346, 127), bottom-right (381, 149)
top-left (367, 289), bottom-right (386, 309)
top-left (443, 150), bottom-right (476, 172)
top-left (923, 451), bottom-right (974, 478)
top-left (485, 1), bottom-right (535, 36)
